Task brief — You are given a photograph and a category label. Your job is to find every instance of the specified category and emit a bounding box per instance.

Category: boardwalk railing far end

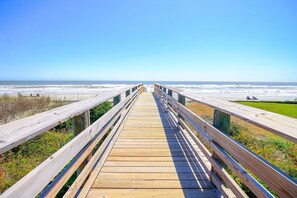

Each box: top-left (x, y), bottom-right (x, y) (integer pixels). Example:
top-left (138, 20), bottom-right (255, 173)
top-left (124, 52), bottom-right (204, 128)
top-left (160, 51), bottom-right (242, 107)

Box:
top-left (0, 84), bottom-right (144, 198)
top-left (155, 83), bottom-right (297, 198)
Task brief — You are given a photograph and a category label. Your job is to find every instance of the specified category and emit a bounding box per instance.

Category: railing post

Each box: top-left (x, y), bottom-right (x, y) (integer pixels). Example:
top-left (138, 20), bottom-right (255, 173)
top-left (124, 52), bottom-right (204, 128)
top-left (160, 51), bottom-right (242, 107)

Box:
top-left (113, 95), bottom-right (121, 105)
top-left (211, 109), bottom-right (231, 189)
top-left (178, 94), bottom-right (186, 106)
top-left (72, 110), bottom-right (91, 175)
top-left (168, 89), bottom-right (172, 97)
top-left (140, 84), bottom-right (145, 93)
top-left (154, 84), bottom-right (159, 95)
top-left (126, 90), bottom-right (130, 97)
top-left (213, 109), bottom-right (230, 135)
top-left (72, 110), bottom-right (90, 136)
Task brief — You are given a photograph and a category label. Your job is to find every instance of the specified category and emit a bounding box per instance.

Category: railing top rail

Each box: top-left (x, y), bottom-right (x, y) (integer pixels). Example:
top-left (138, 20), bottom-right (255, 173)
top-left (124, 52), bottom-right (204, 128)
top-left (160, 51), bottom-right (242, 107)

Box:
top-left (155, 83), bottom-right (297, 143)
top-left (0, 84), bottom-right (142, 154)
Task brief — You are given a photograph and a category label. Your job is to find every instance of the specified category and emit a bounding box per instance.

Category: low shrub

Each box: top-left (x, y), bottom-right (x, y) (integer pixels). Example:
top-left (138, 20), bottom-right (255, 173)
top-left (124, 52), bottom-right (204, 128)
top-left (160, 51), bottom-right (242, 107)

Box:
top-left (90, 101), bottom-right (113, 124)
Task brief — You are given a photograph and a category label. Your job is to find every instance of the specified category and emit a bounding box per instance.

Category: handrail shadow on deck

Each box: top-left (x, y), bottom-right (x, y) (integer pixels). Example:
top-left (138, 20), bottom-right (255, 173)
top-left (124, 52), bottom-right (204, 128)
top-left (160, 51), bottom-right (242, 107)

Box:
top-left (152, 93), bottom-right (215, 197)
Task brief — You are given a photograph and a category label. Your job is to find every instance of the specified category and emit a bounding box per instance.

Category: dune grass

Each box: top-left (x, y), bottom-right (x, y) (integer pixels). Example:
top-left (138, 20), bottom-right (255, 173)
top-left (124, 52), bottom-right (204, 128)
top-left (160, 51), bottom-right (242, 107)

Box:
top-left (0, 95), bottom-right (113, 193)
top-left (0, 94), bottom-right (70, 124)
top-left (187, 101), bottom-right (297, 197)
top-left (236, 101), bottom-right (297, 119)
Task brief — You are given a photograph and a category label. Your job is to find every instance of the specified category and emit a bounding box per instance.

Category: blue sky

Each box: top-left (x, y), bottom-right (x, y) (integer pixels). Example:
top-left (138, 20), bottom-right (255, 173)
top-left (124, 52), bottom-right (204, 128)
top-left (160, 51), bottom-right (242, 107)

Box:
top-left (0, 0), bottom-right (296, 81)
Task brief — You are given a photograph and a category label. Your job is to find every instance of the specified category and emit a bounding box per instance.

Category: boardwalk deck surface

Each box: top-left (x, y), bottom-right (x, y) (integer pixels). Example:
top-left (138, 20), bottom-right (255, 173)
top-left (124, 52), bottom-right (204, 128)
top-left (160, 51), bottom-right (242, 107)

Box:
top-left (86, 93), bottom-right (219, 197)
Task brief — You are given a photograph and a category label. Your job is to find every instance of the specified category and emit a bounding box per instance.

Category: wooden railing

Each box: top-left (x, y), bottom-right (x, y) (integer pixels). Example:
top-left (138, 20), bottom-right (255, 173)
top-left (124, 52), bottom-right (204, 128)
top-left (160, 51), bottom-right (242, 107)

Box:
top-left (155, 83), bottom-right (297, 198)
top-left (0, 84), bottom-right (144, 198)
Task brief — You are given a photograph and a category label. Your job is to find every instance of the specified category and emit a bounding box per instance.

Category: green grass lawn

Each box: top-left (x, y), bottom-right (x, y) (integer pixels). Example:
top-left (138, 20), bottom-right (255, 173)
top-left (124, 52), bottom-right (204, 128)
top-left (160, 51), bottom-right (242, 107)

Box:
top-left (236, 101), bottom-right (297, 119)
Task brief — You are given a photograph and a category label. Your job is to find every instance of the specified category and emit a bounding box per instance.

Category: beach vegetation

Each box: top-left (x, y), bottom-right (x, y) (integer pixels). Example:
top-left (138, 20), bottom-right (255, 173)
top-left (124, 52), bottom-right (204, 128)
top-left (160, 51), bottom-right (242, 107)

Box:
top-left (90, 101), bottom-right (113, 124)
top-left (0, 98), bottom-right (113, 193)
top-left (56, 101), bottom-right (113, 197)
top-left (0, 94), bottom-right (69, 124)
top-left (187, 101), bottom-right (297, 196)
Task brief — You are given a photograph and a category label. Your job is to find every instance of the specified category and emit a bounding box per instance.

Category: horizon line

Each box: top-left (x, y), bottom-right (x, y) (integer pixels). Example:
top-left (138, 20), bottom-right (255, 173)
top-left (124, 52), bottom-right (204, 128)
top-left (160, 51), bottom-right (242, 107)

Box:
top-left (1, 80), bottom-right (297, 83)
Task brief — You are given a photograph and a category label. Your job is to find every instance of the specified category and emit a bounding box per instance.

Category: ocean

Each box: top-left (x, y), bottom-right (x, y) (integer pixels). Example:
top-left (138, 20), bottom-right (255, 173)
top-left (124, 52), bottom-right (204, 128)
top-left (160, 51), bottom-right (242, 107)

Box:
top-left (0, 81), bottom-right (296, 101)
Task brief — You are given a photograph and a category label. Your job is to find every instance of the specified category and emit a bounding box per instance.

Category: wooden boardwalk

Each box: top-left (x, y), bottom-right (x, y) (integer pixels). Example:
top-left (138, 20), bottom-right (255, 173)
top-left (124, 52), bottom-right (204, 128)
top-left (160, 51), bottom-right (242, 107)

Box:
top-left (2, 84), bottom-right (296, 197)
top-left (84, 93), bottom-right (220, 197)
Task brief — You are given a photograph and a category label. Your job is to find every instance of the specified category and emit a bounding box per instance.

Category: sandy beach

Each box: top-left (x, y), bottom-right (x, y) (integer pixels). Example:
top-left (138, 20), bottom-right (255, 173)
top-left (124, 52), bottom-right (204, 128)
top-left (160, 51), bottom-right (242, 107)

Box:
top-left (1, 82), bottom-right (296, 101)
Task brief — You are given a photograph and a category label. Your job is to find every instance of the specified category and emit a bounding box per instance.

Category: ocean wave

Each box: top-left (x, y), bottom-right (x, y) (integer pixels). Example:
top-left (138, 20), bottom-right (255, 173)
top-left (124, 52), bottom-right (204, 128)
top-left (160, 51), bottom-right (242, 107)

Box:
top-left (170, 84), bottom-right (297, 89)
top-left (1, 82), bottom-right (297, 100)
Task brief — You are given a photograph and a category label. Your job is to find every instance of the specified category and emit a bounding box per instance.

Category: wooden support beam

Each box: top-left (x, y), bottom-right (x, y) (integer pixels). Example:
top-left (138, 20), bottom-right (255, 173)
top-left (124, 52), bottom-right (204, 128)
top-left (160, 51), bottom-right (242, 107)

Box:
top-left (213, 109), bottom-right (230, 135)
top-left (113, 95), bottom-right (121, 106)
top-left (178, 94), bottom-right (186, 106)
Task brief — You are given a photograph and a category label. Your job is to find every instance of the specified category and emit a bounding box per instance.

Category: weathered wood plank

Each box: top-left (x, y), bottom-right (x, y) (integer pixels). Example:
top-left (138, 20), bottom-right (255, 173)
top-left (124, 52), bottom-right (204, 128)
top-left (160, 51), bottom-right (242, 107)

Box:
top-left (106, 156), bottom-right (200, 162)
top-left (109, 149), bottom-right (196, 157)
top-left (96, 172), bottom-right (209, 180)
top-left (116, 138), bottom-right (184, 142)
top-left (118, 134), bottom-right (182, 138)
top-left (115, 141), bottom-right (182, 145)
top-left (104, 161), bottom-right (204, 167)
top-left (87, 189), bottom-right (220, 198)
top-left (113, 144), bottom-right (181, 148)
top-left (92, 179), bottom-right (214, 189)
